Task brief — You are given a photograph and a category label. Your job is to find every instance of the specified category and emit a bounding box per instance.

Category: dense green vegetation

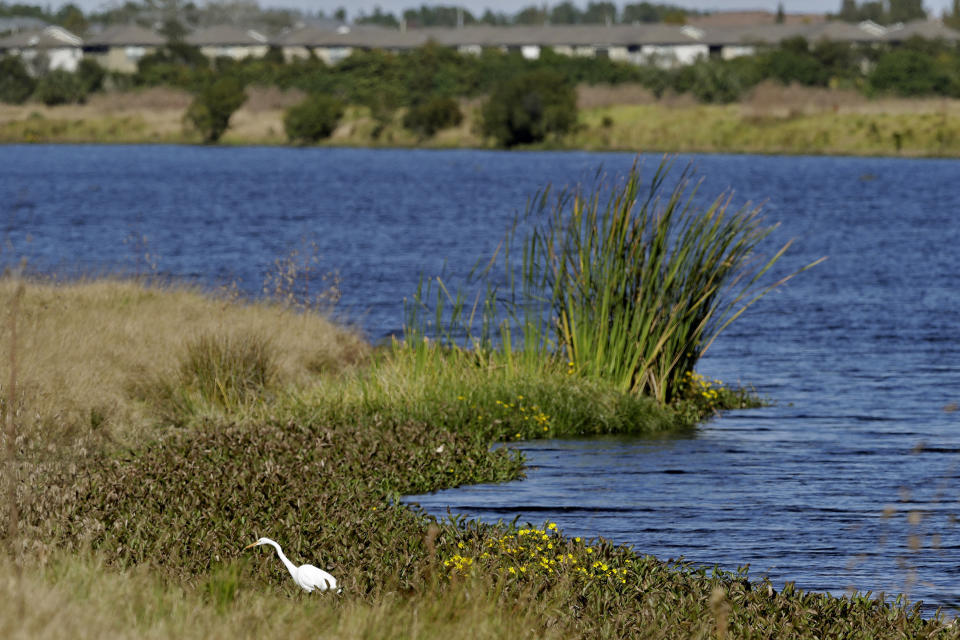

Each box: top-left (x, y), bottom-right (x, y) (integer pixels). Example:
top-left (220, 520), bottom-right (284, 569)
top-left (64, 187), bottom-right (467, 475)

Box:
top-left (0, 55), bottom-right (35, 103)
top-left (184, 75), bottom-right (247, 142)
top-left (402, 95), bottom-right (463, 138)
top-left (837, 0), bottom-right (927, 25)
top-left (480, 68), bottom-right (578, 147)
top-left (283, 93), bottom-right (344, 143)
top-left (34, 69), bottom-right (86, 105)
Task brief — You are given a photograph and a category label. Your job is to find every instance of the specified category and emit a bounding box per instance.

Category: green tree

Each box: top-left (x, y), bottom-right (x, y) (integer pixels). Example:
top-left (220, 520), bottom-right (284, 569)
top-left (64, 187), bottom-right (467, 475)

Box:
top-left (948, 0), bottom-right (960, 29)
top-left (870, 48), bottom-right (958, 96)
top-left (481, 69), bottom-right (578, 147)
top-left (623, 3), bottom-right (658, 23)
top-left (35, 69), bottom-right (87, 105)
top-left (671, 60), bottom-right (751, 103)
top-left (622, 2), bottom-right (692, 23)
top-left (76, 58), bottom-right (106, 94)
top-left (403, 95), bottom-right (463, 137)
top-left (55, 2), bottom-right (88, 35)
top-left (757, 37), bottom-right (829, 86)
top-left (159, 18), bottom-right (188, 42)
top-left (283, 94), bottom-right (344, 143)
top-left (837, 0), bottom-right (859, 21)
top-left (0, 56), bottom-right (37, 104)
top-left (185, 76), bottom-right (247, 143)
top-left (356, 6), bottom-right (400, 28)
top-left (582, 2), bottom-right (617, 24)
top-left (550, 2), bottom-right (582, 24)
top-left (514, 5), bottom-right (548, 25)
top-left (402, 5), bottom-right (475, 27)
top-left (776, 2), bottom-right (785, 23)
top-left (480, 9), bottom-right (508, 25)
top-left (887, 0), bottom-right (925, 23)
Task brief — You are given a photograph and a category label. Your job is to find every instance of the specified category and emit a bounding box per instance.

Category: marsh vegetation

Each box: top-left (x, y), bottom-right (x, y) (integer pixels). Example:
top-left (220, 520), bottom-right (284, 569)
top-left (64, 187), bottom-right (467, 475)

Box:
top-left (1, 163), bottom-right (954, 638)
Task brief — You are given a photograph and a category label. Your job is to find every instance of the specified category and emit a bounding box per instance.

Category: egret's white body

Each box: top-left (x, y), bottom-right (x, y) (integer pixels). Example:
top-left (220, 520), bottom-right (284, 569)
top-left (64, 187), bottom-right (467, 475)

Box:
top-left (244, 537), bottom-right (340, 593)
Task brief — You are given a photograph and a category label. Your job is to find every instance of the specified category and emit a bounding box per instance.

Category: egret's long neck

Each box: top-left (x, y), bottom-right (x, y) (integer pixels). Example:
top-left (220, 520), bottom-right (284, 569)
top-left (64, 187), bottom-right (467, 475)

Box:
top-left (265, 540), bottom-right (298, 579)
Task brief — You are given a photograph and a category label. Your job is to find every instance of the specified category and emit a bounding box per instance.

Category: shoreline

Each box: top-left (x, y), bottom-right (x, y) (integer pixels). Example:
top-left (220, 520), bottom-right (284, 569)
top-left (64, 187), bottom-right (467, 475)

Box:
top-left (2, 275), bottom-right (954, 636)
top-left (5, 87), bottom-right (960, 158)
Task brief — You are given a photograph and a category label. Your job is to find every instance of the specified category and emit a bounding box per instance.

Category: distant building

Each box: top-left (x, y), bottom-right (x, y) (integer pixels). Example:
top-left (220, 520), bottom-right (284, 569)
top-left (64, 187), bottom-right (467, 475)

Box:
top-left (0, 25), bottom-right (83, 73)
top-left (84, 24), bottom-right (165, 73)
top-left (277, 24), bottom-right (421, 64)
top-left (186, 25), bottom-right (269, 60)
top-left (1, 15), bottom-right (956, 77)
top-left (885, 20), bottom-right (960, 44)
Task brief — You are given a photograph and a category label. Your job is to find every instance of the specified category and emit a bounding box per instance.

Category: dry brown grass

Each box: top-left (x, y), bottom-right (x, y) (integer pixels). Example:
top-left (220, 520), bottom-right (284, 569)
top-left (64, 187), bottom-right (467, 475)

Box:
top-left (740, 81), bottom-right (866, 119)
top-left (0, 88), bottom-right (190, 127)
top-left (89, 87), bottom-right (193, 111)
top-left (222, 108), bottom-right (287, 143)
top-left (0, 87), bottom-right (295, 144)
top-left (740, 81), bottom-right (960, 119)
top-left (242, 85), bottom-right (307, 113)
top-left (0, 279), bottom-right (369, 448)
top-left (576, 83), bottom-right (658, 109)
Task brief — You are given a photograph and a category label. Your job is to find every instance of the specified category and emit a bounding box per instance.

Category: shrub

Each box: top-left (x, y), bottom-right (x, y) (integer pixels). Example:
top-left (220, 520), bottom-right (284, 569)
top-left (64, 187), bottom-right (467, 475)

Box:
top-left (148, 331), bottom-right (278, 422)
top-left (178, 332), bottom-right (277, 406)
top-left (480, 69), bottom-right (578, 147)
top-left (35, 69), bottom-right (87, 106)
top-left (402, 95), bottom-right (463, 137)
top-left (408, 160), bottom-right (822, 404)
top-left (0, 56), bottom-right (36, 104)
top-left (283, 93), bottom-right (344, 143)
top-left (671, 60), bottom-right (750, 104)
top-left (76, 58), bottom-right (106, 94)
top-left (869, 49), bottom-right (959, 97)
top-left (185, 76), bottom-right (247, 143)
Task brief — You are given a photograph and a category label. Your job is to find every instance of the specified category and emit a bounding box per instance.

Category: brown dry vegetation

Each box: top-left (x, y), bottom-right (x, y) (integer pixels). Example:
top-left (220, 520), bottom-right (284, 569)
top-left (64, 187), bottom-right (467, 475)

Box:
top-left (739, 81), bottom-right (960, 119)
top-left (0, 278), bottom-right (368, 449)
top-left (0, 86), bottom-right (295, 144)
top-left (576, 83), bottom-right (659, 109)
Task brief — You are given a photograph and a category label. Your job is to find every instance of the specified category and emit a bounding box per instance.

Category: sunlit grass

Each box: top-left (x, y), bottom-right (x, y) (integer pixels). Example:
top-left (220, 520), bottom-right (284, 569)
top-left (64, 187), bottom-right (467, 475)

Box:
top-left (0, 278), bottom-right (368, 449)
top-left (573, 103), bottom-right (960, 156)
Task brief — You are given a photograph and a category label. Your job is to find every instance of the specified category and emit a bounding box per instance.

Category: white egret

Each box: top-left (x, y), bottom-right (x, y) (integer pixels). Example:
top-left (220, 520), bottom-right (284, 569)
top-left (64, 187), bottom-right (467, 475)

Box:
top-left (244, 537), bottom-right (341, 593)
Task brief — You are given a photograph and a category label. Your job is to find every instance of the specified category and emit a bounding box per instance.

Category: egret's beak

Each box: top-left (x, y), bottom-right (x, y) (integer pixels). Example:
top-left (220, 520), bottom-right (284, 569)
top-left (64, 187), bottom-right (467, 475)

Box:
top-left (244, 542), bottom-right (259, 550)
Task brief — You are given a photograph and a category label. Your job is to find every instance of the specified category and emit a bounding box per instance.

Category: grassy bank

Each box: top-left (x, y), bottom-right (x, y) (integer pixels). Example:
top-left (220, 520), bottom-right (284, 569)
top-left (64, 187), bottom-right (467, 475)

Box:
top-left (1, 277), bottom-right (956, 639)
top-left (4, 84), bottom-right (960, 156)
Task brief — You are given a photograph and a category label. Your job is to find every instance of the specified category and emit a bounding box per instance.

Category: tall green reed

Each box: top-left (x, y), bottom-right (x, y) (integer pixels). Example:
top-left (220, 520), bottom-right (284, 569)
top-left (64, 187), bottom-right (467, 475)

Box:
top-left (405, 158), bottom-right (823, 403)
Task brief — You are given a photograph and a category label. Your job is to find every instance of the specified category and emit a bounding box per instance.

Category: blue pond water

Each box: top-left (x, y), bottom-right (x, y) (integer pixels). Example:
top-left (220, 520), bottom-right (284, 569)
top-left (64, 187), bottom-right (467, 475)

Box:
top-left (3, 145), bottom-right (959, 611)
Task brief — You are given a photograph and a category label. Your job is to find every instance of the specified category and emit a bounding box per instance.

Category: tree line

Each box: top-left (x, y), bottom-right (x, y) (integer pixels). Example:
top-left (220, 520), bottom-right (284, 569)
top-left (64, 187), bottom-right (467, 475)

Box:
top-left (0, 1), bottom-right (702, 36)
top-left (5, 1), bottom-right (959, 38)
top-left (6, 31), bottom-right (960, 148)
top-left (355, 2), bottom-right (698, 29)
